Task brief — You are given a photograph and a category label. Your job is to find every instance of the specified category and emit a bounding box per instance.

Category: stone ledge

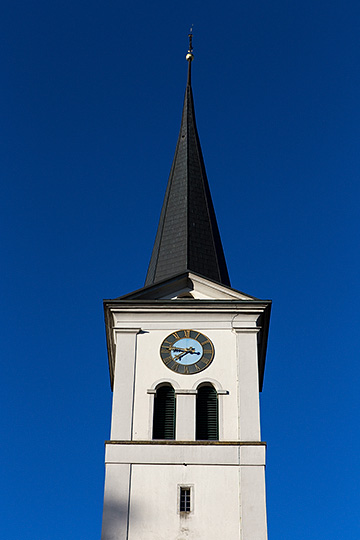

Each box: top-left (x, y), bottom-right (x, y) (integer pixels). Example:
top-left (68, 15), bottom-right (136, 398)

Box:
top-left (104, 441), bottom-right (266, 466)
top-left (105, 440), bottom-right (266, 446)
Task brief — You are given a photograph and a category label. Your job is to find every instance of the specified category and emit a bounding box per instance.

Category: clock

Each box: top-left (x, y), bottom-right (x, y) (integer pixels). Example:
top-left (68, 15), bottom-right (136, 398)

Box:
top-left (160, 329), bottom-right (215, 374)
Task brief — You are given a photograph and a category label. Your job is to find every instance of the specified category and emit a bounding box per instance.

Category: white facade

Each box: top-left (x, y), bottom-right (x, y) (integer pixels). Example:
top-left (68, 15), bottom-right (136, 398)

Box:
top-left (101, 274), bottom-right (271, 540)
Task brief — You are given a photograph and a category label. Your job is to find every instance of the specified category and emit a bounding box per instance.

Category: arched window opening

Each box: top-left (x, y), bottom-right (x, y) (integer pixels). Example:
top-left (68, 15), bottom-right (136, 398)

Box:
top-left (152, 384), bottom-right (176, 440)
top-left (196, 384), bottom-right (218, 440)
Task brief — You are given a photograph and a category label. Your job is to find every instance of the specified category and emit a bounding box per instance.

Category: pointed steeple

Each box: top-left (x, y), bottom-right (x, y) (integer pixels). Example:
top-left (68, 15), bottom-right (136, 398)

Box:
top-left (145, 36), bottom-right (230, 288)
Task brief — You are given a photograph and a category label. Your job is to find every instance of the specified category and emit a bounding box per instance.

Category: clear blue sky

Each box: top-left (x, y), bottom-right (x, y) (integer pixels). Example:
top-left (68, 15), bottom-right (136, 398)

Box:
top-left (2, 1), bottom-right (360, 538)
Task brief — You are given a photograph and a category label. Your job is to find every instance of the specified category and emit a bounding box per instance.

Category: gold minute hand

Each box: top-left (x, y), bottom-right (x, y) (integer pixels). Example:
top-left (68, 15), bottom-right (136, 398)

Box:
top-left (173, 351), bottom-right (187, 360)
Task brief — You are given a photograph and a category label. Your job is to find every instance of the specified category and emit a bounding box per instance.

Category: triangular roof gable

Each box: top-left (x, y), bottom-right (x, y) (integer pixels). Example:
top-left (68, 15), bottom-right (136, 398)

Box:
top-left (117, 271), bottom-right (258, 301)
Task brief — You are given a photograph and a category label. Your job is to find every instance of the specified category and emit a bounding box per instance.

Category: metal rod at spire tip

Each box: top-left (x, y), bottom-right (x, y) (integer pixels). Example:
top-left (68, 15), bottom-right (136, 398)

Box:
top-left (186, 28), bottom-right (194, 62)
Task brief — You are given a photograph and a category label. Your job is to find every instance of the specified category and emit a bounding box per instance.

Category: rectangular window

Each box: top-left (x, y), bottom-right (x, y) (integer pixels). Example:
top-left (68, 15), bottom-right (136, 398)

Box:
top-left (180, 487), bottom-right (191, 512)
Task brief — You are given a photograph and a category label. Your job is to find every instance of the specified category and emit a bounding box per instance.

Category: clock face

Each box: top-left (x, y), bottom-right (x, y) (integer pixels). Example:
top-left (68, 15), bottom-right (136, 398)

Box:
top-left (160, 329), bottom-right (215, 374)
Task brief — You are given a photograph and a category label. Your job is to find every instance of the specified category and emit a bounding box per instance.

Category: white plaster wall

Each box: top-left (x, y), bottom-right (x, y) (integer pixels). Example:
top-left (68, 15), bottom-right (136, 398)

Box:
top-left (101, 463), bottom-right (130, 540)
top-left (236, 329), bottom-right (261, 441)
top-left (102, 302), bottom-right (268, 540)
top-left (128, 464), bottom-right (241, 540)
top-left (241, 465), bottom-right (268, 540)
top-left (176, 392), bottom-right (196, 440)
top-left (110, 309), bottom-right (262, 443)
top-left (105, 442), bottom-right (266, 466)
top-left (132, 325), bottom-right (239, 441)
top-left (110, 329), bottom-right (140, 440)
top-left (102, 444), bottom-right (268, 540)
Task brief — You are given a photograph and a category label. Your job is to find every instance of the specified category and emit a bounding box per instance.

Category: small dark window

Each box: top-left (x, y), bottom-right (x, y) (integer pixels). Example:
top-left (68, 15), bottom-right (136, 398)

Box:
top-left (196, 384), bottom-right (218, 440)
top-left (152, 384), bottom-right (176, 439)
top-left (180, 487), bottom-right (191, 512)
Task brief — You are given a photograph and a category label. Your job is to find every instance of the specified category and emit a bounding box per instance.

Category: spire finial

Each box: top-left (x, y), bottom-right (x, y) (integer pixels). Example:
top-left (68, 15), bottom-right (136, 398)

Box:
top-left (186, 27), bottom-right (194, 86)
top-left (186, 26), bottom-right (194, 62)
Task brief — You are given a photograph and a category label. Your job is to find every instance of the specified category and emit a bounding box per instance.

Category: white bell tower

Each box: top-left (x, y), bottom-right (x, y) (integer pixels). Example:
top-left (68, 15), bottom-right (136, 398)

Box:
top-left (100, 36), bottom-right (271, 540)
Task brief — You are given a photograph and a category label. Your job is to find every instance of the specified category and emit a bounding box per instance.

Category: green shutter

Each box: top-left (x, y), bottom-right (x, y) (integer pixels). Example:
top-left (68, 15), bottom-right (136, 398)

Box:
top-left (196, 385), bottom-right (218, 440)
top-left (153, 385), bottom-right (176, 439)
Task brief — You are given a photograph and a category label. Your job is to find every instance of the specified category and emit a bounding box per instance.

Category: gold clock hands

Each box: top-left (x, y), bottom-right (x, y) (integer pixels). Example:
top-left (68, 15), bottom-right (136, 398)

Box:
top-left (171, 347), bottom-right (201, 361)
top-left (167, 346), bottom-right (187, 352)
top-left (173, 351), bottom-right (188, 360)
top-left (186, 347), bottom-right (200, 355)
top-left (167, 346), bottom-right (200, 353)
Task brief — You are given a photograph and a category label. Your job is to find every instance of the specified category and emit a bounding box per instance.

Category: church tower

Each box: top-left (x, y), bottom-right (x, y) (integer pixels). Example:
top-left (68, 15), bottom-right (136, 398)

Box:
top-left (101, 36), bottom-right (271, 540)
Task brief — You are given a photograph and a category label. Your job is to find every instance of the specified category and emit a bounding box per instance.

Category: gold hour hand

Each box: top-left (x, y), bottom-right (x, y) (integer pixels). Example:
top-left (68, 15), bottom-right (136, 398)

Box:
top-left (186, 347), bottom-right (200, 355)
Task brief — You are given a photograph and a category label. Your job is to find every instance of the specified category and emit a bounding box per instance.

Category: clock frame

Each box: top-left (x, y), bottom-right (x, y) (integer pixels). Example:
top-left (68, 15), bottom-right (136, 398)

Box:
top-left (160, 329), bottom-right (215, 374)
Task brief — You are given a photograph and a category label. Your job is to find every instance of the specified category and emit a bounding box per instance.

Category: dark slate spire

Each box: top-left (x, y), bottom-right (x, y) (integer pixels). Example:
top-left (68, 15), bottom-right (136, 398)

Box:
top-left (145, 37), bottom-right (230, 288)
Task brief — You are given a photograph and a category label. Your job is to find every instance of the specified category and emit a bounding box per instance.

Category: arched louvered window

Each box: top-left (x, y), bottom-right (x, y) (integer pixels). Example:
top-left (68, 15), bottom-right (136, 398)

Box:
top-left (196, 384), bottom-right (218, 440)
top-left (152, 384), bottom-right (176, 440)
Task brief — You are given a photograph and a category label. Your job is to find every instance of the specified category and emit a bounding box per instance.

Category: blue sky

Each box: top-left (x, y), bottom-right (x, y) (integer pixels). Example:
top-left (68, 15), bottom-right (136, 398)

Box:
top-left (2, 1), bottom-right (360, 538)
